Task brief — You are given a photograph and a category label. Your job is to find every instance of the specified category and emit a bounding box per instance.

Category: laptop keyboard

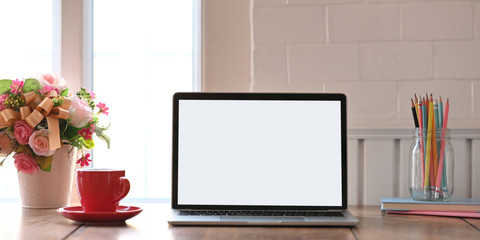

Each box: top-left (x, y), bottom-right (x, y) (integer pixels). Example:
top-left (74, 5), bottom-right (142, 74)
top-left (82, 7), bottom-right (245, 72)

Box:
top-left (179, 210), bottom-right (344, 217)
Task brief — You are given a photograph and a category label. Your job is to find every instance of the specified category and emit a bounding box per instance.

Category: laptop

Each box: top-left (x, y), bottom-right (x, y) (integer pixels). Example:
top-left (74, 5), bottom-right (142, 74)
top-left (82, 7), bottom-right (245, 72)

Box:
top-left (168, 92), bottom-right (359, 226)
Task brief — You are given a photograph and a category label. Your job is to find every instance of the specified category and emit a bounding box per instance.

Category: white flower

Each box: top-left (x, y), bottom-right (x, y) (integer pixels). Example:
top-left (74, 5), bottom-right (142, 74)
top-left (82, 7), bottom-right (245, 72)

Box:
top-left (37, 73), bottom-right (68, 92)
top-left (69, 95), bottom-right (93, 128)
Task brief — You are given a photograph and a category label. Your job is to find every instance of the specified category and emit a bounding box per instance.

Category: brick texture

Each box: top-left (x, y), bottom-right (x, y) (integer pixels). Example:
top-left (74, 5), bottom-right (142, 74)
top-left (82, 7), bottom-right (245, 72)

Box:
top-left (252, 0), bottom-right (480, 126)
top-left (401, 3), bottom-right (473, 40)
top-left (254, 46), bottom-right (288, 84)
top-left (360, 42), bottom-right (432, 80)
top-left (328, 4), bottom-right (399, 42)
top-left (253, 6), bottom-right (326, 45)
top-left (288, 44), bottom-right (359, 82)
top-left (435, 42), bottom-right (480, 79)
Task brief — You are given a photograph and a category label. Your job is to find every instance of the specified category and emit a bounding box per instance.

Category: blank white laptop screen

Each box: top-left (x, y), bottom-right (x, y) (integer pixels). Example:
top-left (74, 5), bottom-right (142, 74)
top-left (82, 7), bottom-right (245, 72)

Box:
top-left (176, 97), bottom-right (343, 207)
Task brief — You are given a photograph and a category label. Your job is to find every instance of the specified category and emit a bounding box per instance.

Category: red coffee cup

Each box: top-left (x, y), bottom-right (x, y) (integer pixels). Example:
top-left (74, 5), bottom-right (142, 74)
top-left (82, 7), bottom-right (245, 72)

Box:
top-left (76, 169), bottom-right (130, 212)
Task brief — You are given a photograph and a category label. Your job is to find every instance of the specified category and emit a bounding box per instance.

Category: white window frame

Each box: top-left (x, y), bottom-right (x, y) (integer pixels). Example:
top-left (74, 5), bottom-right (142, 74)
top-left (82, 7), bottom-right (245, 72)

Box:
top-left (60, 0), bottom-right (201, 95)
top-left (59, 0), bottom-right (201, 200)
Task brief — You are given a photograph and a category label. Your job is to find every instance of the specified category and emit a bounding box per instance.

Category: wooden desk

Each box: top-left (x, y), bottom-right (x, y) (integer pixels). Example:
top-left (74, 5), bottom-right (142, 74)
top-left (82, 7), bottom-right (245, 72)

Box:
top-left (1, 202), bottom-right (479, 239)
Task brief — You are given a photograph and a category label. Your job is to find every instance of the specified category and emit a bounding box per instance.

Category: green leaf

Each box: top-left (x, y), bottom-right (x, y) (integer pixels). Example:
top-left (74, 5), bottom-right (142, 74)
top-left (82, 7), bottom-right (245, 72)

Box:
top-left (16, 145), bottom-right (32, 155)
top-left (82, 138), bottom-right (95, 149)
top-left (0, 79), bottom-right (13, 94)
top-left (97, 132), bottom-right (110, 149)
top-left (60, 88), bottom-right (69, 97)
top-left (23, 78), bottom-right (41, 93)
top-left (36, 155), bottom-right (53, 172)
top-left (95, 126), bottom-right (110, 149)
top-left (61, 121), bottom-right (82, 141)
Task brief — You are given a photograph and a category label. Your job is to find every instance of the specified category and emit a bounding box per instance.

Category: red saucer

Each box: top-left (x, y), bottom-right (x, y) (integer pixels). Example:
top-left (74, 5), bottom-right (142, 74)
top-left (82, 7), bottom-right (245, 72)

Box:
top-left (57, 205), bottom-right (142, 224)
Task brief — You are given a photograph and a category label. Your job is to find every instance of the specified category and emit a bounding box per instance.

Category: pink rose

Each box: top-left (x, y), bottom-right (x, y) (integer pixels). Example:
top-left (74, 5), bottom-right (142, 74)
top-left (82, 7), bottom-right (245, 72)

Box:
top-left (38, 73), bottom-right (67, 93)
top-left (14, 153), bottom-right (39, 174)
top-left (69, 95), bottom-right (93, 128)
top-left (29, 130), bottom-right (55, 156)
top-left (14, 121), bottom-right (34, 145)
top-left (0, 94), bottom-right (8, 111)
top-left (0, 132), bottom-right (14, 155)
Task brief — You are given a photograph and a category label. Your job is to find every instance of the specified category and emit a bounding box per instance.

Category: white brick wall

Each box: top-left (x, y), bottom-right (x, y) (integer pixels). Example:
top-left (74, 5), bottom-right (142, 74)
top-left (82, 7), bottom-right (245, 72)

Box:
top-left (254, 46), bottom-right (288, 84)
top-left (401, 3), bottom-right (473, 40)
top-left (328, 4), bottom-right (400, 42)
top-left (252, 0), bottom-right (480, 127)
top-left (324, 81), bottom-right (397, 123)
top-left (253, 6), bottom-right (326, 45)
top-left (254, 0), bottom-right (287, 7)
top-left (435, 42), bottom-right (480, 79)
top-left (359, 42), bottom-right (432, 80)
top-left (289, 44), bottom-right (359, 82)
top-left (476, 4), bottom-right (480, 39)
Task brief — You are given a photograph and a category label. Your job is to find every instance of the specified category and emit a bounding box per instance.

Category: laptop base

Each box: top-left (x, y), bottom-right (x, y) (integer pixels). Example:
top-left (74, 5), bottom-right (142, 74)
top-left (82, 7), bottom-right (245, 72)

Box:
top-left (168, 209), bottom-right (359, 226)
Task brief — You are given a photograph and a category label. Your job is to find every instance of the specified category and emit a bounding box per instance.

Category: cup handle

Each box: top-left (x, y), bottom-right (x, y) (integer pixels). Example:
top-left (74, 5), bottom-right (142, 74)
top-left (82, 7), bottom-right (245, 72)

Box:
top-left (112, 177), bottom-right (130, 203)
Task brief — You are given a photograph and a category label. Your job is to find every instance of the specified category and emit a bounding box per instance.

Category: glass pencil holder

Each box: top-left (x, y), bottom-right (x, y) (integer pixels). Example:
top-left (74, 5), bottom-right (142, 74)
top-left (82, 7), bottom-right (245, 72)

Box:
top-left (409, 128), bottom-right (454, 201)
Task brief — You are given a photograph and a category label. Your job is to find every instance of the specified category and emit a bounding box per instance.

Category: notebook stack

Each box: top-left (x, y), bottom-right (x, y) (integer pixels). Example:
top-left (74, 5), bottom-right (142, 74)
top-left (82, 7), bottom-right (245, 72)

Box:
top-left (381, 197), bottom-right (480, 218)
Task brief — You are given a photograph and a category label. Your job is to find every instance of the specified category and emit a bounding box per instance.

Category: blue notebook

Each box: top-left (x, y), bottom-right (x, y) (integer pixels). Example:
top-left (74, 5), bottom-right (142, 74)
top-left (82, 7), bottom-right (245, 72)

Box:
top-left (381, 197), bottom-right (480, 212)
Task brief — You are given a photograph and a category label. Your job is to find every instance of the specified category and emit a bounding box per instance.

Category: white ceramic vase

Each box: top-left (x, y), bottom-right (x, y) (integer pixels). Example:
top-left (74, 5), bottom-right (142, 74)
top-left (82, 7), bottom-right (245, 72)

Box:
top-left (17, 145), bottom-right (77, 208)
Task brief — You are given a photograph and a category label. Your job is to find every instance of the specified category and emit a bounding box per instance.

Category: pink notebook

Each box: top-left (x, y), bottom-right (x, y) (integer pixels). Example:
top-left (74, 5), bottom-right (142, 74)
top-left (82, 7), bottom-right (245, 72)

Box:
top-left (387, 210), bottom-right (480, 218)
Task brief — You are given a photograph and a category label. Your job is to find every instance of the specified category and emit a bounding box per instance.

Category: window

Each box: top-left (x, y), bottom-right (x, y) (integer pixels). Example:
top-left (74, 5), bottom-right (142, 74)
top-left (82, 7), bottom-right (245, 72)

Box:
top-left (0, 0), bottom-right (55, 199)
top-left (91, 0), bottom-right (196, 199)
top-left (0, 0), bottom-right (197, 200)
top-left (0, 0), bottom-right (54, 78)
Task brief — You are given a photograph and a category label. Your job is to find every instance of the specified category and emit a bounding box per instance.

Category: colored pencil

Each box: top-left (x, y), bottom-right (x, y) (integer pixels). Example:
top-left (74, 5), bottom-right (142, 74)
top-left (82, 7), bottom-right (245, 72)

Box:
top-left (435, 98), bottom-right (449, 196)
top-left (423, 96), bottom-right (428, 188)
top-left (438, 96), bottom-right (446, 191)
top-left (432, 98), bottom-right (438, 183)
top-left (439, 97), bottom-right (447, 191)
top-left (410, 94), bottom-right (451, 197)
top-left (414, 94), bottom-right (419, 120)
top-left (424, 97), bottom-right (434, 190)
top-left (439, 96), bottom-right (444, 132)
top-left (411, 98), bottom-right (419, 128)
top-left (418, 99), bottom-right (425, 186)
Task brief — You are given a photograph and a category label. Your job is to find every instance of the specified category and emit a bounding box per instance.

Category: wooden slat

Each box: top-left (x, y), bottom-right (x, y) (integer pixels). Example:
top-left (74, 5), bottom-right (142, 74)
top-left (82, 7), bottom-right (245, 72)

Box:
top-left (347, 139), bottom-right (359, 205)
top-left (464, 218), bottom-right (480, 230)
top-left (472, 140), bottom-right (480, 198)
top-left (451, 139), bottom-right (471, 198)
top-left (363, 139), bottom-right (395, 205)
top-left (2, 202), bottom-right (480, 239)
top-left (399, 139), bottom-right (412, 198)
top-left (68, 204), bottom-right (356, 240)
top-left (0, 202), bottom-right (79, 240)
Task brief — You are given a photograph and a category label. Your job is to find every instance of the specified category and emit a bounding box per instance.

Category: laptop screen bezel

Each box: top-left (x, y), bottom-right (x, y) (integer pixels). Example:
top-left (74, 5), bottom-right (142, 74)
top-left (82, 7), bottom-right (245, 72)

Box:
top-left (172, 92), bottom-right (348, 210)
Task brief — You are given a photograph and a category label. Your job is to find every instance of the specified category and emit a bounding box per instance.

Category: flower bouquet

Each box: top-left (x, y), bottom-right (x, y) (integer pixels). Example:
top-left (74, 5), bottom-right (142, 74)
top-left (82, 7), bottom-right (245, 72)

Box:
top-left (0, 73), bottom-right (110, 174)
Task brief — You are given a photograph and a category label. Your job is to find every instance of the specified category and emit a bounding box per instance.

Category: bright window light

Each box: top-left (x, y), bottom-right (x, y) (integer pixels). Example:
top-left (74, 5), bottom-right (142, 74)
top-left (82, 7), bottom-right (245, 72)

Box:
top-left (0, 0), bottom-right (53, 78)
top-left (0, 0), bottom-right (53, 199)
top-left (92, 0), bottom-right (194, 199)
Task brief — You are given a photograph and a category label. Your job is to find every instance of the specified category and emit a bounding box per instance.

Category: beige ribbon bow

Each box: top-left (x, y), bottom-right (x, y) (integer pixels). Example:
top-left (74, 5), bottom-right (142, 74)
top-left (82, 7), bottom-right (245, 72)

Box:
top-left (0, 91), bottom-right (71, 151)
